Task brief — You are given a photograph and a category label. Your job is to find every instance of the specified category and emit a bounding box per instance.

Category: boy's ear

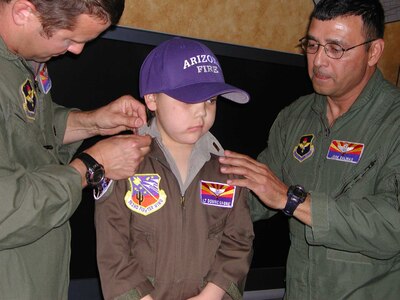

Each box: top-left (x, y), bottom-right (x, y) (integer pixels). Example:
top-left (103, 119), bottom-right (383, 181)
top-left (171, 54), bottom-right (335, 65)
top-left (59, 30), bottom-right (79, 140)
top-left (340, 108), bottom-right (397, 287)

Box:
top-left (12, 0), bottom-right (37, 26)
top-left (144, 94), bottom-right (157, 111)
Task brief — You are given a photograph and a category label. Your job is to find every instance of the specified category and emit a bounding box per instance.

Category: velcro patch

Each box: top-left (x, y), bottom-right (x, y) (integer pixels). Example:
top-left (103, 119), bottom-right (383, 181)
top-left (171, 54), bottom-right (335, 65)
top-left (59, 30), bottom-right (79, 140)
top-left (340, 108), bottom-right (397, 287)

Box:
top-left (125, 174), bottom-right (166, 216)
top-left (21, 79), bottom-right (37, 120)
top-left (326, 140), bottom-right (364, 164)
top-left (293, 134), bottom-right (315, 162)
top-left (200, 180), bottom-right (235, 208)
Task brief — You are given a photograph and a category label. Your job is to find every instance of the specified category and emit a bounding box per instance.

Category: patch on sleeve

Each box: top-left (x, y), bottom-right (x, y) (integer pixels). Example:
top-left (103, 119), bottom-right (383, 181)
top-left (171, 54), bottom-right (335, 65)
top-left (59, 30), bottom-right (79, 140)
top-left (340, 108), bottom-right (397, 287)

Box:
top-left (37, 63), bottom-right (52, 94)
top-left (326, 140), bottom-right (364, 164)
top-left (124, 174), bottom-right (166, 216)
top-left (293, 134), bottom-right (315, 162)
top-left (200, 180), bottom-right (236, 208)
top-left (93, 178), bottom-right (113, 200)
top-left (21, 79), bottom-right (37, 120)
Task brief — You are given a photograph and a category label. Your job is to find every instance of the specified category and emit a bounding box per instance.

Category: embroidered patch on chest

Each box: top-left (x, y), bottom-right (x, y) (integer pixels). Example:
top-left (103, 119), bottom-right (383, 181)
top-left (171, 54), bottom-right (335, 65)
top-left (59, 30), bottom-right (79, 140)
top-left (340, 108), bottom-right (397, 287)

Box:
top-left (200, 180), bottom-right (236, 208)
top-left (125, 174), bottom-right (166, 216)
top-left (21, 79), bottom-right (37, 120)
top-left (326, 140), bottom-right (364, 164)
top-left (293, 134), bottom-right (315, 162)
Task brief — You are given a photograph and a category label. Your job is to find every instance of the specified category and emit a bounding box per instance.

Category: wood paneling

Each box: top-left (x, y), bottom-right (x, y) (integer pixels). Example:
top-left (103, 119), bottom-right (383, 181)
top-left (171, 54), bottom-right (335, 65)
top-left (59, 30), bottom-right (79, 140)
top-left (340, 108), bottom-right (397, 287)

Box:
top-left (119, 0), bottom-right (400, 85)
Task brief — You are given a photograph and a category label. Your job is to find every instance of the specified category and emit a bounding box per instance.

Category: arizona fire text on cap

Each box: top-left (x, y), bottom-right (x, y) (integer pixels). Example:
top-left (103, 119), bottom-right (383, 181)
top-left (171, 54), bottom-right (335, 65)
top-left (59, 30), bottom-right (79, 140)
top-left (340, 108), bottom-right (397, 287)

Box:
top-left (139, 37), bottom-right (250, 104)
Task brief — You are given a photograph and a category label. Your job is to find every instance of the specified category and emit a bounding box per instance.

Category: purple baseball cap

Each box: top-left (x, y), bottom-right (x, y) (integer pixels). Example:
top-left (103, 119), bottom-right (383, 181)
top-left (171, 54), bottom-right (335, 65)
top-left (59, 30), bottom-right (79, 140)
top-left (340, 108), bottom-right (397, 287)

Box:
top-left (139, 37), bottom-right (250, 104)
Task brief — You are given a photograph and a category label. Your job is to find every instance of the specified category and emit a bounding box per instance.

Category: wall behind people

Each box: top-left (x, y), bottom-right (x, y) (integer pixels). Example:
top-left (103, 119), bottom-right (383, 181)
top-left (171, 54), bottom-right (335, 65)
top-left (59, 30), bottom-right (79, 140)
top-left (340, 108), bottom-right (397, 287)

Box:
top-left (119, 0), bottom-right (400, 86)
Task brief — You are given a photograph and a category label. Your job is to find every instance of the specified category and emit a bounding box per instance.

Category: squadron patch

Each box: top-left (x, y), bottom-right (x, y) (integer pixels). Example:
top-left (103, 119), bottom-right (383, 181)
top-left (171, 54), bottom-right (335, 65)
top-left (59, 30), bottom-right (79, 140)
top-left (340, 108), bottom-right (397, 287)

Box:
top-left (326, 140), bottom-right (364, 164)
top-left (21, 79), bottom-right (37, 120)
top-left (200, 180), bottom-right (236, 208)
top-left (125, 174), bottom-right (166, 216)
top-left (293, 134), bottom-right (315, 162)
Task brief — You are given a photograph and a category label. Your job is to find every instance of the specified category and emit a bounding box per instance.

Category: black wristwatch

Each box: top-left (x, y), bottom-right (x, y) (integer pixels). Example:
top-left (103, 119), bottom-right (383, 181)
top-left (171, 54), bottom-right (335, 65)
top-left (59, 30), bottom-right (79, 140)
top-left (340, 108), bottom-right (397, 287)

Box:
top-left (282, 185), bottom-right (307, 217)
top-left (75, 152), bottom-right (105, 187)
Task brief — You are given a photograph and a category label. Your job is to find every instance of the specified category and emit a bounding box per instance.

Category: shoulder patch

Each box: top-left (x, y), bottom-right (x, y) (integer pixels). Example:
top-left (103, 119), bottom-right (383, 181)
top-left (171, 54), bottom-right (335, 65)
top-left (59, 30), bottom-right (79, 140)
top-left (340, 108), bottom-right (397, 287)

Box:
top-left (93, 178), bottom-right (113, 200)
top-left (125, 174), bottom-right (166, 216)
top-left (37, 63), bottom-right (52, 94)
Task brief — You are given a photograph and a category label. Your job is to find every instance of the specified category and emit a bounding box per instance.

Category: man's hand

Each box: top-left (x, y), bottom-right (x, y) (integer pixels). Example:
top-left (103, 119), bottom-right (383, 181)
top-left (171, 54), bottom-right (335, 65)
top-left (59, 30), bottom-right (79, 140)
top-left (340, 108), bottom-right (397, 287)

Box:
top-left (219, 150), bottom-right (287, 211)
top-left (91, 95), bottom-right (147, 136)
top-left (219, 150), bottom-right (311, 224)
top-left (64, 95), bottom-right (147, 144)
top-left (87, 134), bottom-right (151, 180)
top-left (71, 134), bottom-right (151, 183)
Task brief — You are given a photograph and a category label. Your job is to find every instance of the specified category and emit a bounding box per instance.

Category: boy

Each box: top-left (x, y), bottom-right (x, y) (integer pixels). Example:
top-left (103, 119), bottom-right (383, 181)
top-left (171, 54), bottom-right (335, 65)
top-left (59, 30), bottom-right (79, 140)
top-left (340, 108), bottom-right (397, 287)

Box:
top-left (95, 37), bottom-right (254, 300)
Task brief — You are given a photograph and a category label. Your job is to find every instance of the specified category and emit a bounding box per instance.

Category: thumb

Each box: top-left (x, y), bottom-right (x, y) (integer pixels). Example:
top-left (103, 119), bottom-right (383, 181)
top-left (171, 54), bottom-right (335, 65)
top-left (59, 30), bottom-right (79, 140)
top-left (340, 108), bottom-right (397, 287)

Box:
top-left (133, 117), bottom-right (145, 128)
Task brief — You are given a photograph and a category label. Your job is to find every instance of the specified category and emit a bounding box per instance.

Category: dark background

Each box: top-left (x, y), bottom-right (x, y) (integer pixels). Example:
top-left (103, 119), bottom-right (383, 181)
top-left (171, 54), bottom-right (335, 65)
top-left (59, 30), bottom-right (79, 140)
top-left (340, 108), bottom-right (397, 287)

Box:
top-left (47, 27), bottom-right (313, 292)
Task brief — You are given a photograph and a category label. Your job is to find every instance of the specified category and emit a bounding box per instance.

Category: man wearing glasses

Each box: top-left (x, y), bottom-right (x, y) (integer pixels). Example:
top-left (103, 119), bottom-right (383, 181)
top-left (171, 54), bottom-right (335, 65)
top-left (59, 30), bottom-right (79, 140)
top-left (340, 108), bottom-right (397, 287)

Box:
top-left (219, 0), bottom-right (400, 299)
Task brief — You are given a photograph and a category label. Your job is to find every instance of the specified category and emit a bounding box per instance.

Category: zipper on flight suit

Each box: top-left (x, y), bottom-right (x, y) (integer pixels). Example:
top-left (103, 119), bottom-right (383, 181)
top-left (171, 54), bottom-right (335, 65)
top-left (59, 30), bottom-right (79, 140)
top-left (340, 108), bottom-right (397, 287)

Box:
top-left (335, 159), bottom-right (376, 197)
top-left (320, 115), bottom-right (330, 137)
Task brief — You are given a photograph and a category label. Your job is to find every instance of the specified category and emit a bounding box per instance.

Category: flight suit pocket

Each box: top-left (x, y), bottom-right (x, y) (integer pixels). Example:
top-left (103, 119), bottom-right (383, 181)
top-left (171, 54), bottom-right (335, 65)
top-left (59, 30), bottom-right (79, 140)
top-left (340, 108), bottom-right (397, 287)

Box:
top-left (201, 217), bottom-right (227, 275)
top-left (327, 248), bottom-right (373, 265)
top-left (131, 224), bottom-right (156, 276)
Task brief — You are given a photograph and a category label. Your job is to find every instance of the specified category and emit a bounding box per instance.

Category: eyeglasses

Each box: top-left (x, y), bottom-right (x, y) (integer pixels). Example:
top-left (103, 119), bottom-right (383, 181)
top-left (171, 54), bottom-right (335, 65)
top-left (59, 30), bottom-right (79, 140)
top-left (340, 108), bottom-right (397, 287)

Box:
top-left (299, 37), bottom-right (376, 59)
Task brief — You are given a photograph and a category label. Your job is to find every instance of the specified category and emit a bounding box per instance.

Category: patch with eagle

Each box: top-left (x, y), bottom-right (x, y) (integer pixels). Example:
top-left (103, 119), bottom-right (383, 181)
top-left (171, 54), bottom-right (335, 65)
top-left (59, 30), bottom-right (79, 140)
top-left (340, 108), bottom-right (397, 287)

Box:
top-left (326, 140), bottom-right (364, 164)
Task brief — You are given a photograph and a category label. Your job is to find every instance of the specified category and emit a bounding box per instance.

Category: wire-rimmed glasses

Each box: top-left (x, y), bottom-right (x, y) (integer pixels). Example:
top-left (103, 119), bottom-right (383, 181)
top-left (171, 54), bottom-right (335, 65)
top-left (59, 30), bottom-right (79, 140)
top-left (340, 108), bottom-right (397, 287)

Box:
top-left (299, 37), bottom-right (376, 59)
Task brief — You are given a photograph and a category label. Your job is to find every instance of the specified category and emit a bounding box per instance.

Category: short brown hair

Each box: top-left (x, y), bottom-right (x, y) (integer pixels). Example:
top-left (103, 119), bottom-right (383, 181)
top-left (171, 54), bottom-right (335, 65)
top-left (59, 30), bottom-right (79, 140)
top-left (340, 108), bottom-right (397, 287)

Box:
top-left (28, 0), bottom-right (124, 37)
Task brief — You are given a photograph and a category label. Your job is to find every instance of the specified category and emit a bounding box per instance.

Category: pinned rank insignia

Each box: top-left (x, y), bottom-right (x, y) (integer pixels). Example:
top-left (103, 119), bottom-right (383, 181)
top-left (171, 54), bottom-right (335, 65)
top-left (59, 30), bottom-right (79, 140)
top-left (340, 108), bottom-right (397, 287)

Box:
top-left (125, 174), bottom-right (166, 216)
top-left (200, 180), bottom-right (236, 208)
top-left (21, 79), bottom-right (37, 120)
top-left (293, 134), bottom-right (315, 162)
top-left (326, 140), bottom-right (364, 164)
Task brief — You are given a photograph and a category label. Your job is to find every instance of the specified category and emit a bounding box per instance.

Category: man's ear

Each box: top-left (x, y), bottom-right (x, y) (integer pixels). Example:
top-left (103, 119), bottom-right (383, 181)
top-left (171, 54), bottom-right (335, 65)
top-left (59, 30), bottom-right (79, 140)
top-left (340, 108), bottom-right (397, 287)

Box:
top-left (12, 0), bottom-right (37, 26)
top-left (144, 94), bottom-right (157, 112)
top-left (368, 38), bottom-right (384, 67)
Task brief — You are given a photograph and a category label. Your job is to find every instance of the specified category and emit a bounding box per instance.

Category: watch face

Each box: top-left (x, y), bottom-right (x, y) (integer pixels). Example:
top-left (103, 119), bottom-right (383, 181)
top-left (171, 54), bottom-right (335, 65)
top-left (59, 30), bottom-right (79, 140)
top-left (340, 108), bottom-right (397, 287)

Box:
top-left (93, 168), bottom-right (105, 184)
top-left (87, 165), bottom-right (105, 185)
top-left (294, 186), bottom-right (307, 198)
top-left (283, 185), bottom-right (307, 216)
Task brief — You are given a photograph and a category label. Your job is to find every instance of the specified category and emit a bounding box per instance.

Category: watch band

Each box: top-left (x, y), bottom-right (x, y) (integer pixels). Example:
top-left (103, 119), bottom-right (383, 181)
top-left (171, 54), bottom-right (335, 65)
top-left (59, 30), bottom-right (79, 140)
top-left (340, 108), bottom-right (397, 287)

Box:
top-left (282, 185), bottom-right (307, 217)
top-left (75, 152), bottom-right (98, 169)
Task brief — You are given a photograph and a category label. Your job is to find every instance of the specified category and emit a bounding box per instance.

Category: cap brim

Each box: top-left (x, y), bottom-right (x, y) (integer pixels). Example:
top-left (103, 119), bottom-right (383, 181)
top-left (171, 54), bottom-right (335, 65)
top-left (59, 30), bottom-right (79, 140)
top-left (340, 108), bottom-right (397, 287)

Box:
top-left (163, 82), bottom-right (250, 104)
